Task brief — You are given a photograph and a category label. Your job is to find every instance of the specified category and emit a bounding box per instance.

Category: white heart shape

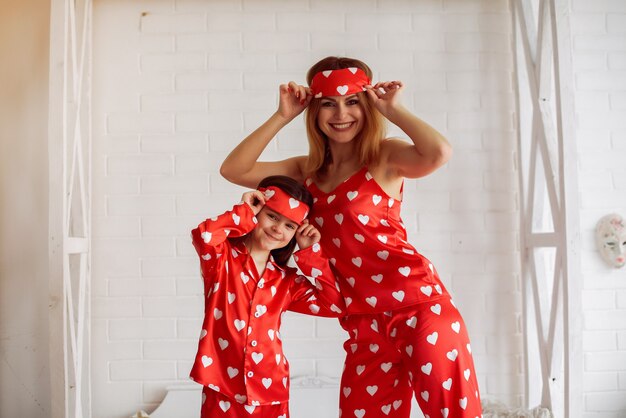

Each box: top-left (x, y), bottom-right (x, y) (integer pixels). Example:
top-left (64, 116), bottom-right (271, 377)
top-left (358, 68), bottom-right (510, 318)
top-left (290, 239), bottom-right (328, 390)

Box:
top-left (219, 400), bottom-right (230, 412)
top-left (218, 338), bottom-right (229, 350)
top-left (354, 234), bottom-right (365, 243)
top-left (460, 397), bottom-right (468, 410)
top-left (335, 214), bottom-right (344, 224)
top-left (371, 274), bottom-right (383, 283)
top-left (420, 285), bottom-right (432, 296)
top-left (228, 292), bottom-right (236, 304)
top-left (381, 404), bottom-right (391, 415)
top-left (421, 391), bottom-right (429, 401)
top-left (252, 352), bottom-right (264, 364)
top-left (234, 319), bottom-right (246, 331)
top-left (213, 308), bottom-right (223, 320)
top-left (355, 409), bottom-right (366, 418)
top-left (366, 296), bottom-right (377, 307)
top-left (381, 362), bottom-right (392, 373)
top-left (322, 70), bottom-right (332, 77)
top-left (262, 377), bottom-right (272, 388)
top-left (371, 319), bottom-right (379, 332)
top-left (405, 345), bottom-right (413, 356)
top-left (377, 250), bottom-right (389, 260)
top-left (442, 407), bottom-right (449, 418)
top-left (343, 387), bottom-right (351, 397)
top-left (451, 321), bottom-right (461, 333)
top-left (366, 385), bottom-right (378, 396)
top-left (464, 368), bottom-right (471, 380)
top-left (199, 329), bottom-right (207, 339)
top-left (446, 349), bottom-right (458, 361)
top-left (406, 316), bottom-right (417, 328)
top-left (268, 329), bottom-right (275, 341)
top-left (442, 378), bottom-right (452, 391)
top-left (348, 67), bottom-right (358, 74)
top-left (288, 198), bottom-right (300, 209)
top-left (421, 362), bottom-right (432, 375)
top-left (347, 191), bottom-right (358, 201)
top-left (240, 272), bottom-right (249, 284)
top-left (255, 305), bottom-right (267, 317)
top-left (358, 214), bottom-right (369, 225)
top-left (430, 304), bottom-right (441, 315)
top-left (227, 367), bottom-right (239, 378)
top-left (426, 331), bottom-right (438, 345)
top-left (392, 290), bottom-right (405, 302)
top-left (234, 394), bottom-right (247, 404)
top-left (315, 217), bottom-right (324, 226)
top-left (372, 195), bottom-right (382, 206)
top-left (201, 231), bottom-right (212, 243)
top-left (369, 344), bottom-right (379, 353)
top-left (336, 85), bottom-right (349, 95)
top-left (232, 214), bottom-right (240, 225)
top-left (346, 277), bottom-right (356, 287)
top-left (352, 257), bottom-right (362, 267)
top-left (377, 234), bottom-right (388, 244)
top-left (201, 355), bottom-right (213, 367)
top-left (332, 238), bottom-right (341, 247)
top-left (356, 365), bottom-right (366, 375)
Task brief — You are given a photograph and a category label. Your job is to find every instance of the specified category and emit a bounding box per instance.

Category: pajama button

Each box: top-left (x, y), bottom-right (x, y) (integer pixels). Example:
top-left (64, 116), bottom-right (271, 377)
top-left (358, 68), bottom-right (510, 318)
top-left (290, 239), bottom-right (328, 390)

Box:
top-left (247, 371), bottom-right (254, 378)
top-left (254, 312), bottom-right (260, 318)
top-left (251, 340), bottom-right (257, 347)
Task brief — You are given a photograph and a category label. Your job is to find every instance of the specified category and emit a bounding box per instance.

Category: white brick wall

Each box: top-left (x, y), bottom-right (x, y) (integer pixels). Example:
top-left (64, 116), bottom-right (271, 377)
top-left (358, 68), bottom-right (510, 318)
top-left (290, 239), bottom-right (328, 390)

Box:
top-left (92, 0), bottom-right (521, 416)
top-left (571, 0), bottom-right (626, 415)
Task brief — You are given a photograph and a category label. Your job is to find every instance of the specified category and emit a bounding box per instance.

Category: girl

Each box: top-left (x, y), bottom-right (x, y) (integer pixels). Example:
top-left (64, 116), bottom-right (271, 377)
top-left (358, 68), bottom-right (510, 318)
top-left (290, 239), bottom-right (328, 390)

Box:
top-left (220, 57), bottom-right (482, 418)
top-left (190, 175), bottom-right (345, 418)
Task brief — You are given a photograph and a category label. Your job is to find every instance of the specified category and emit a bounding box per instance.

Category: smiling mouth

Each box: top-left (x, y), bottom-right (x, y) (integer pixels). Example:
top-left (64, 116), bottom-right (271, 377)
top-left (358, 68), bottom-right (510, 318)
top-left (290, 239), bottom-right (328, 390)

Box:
top-left (330, 122), bottom-right (354, 130)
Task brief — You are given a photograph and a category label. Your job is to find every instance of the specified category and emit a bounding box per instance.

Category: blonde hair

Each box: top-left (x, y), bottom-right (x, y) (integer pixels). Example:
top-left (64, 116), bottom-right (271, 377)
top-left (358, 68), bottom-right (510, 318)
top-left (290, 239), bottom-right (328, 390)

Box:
top-left (304, 57), bottom-right (386, 178)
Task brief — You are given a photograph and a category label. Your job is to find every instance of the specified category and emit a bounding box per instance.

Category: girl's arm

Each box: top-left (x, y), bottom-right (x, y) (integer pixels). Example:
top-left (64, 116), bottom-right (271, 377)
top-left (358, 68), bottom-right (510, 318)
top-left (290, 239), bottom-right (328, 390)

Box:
top-left (220, 83), bottom-right (312, 188)
top-left (190, 191), bottom-right (264, 257)
top-left (287, 222), bottom-right (346, 317)
top-left (366, 81), bottom-right (453, 179)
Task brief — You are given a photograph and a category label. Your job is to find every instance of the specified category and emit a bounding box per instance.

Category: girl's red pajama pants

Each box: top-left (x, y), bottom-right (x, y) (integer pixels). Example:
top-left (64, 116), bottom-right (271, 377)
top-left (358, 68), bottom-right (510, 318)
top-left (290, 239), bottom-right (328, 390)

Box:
top-left (201, 387), bottom-right (289, 418)
top-left (338, 297), bottom-right (482, 418)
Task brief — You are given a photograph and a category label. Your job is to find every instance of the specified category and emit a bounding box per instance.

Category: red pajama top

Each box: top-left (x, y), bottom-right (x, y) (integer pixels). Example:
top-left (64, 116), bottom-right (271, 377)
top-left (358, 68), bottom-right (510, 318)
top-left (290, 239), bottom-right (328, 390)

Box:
top-left (305, 166), bottom-right (450, 314)
top-left (189, 202), bottom-right (345, 406)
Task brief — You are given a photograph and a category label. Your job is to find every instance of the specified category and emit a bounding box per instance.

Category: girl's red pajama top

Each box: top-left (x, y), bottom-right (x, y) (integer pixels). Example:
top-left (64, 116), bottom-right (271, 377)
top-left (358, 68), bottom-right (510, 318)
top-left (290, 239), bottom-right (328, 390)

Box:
top-left (305, 166), bottom-right (450, 314)
top-left (189, 202), bottom-right (345, 406)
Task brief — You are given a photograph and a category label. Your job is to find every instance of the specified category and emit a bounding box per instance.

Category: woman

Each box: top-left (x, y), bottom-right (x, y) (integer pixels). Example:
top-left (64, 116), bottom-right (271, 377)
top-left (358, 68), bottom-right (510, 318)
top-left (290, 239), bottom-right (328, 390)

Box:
top-left (221, 56), bottom-right (482, 418)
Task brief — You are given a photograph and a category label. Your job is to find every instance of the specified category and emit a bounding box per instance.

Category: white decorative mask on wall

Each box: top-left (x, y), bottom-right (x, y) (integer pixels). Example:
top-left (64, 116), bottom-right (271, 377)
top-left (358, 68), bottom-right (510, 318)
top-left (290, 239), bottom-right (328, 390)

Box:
top-left (595, 213), bottom-right (626, 268)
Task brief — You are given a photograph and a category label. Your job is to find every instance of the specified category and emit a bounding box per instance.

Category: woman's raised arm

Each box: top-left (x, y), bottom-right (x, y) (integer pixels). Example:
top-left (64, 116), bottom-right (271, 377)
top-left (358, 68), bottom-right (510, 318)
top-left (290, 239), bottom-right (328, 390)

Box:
top-left (220, 83), bottom-right (312, 188)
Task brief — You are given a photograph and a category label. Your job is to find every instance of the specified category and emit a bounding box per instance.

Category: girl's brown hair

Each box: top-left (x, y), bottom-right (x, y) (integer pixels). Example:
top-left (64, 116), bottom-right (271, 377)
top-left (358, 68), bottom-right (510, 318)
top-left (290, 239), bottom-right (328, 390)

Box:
top-left (304, 56), bottom-right (386, 178)
top-left (231, 175), bottom-right (313, 267)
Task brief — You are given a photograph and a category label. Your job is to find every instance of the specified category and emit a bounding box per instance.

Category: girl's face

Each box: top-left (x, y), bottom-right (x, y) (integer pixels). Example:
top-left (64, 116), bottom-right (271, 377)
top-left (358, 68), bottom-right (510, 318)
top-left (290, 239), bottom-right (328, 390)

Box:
top-left (250, 207), bottom-right (298, 251)
top-left (317, 94), bottom-right (364, 144)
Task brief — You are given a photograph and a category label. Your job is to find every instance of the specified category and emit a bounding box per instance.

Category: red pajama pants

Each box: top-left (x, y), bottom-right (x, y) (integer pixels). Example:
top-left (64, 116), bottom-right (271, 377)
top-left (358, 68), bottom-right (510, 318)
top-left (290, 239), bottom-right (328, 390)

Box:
top-left (200, 387), bottom-right (289, 418)
top-left (338, 297), bottom-right (482, 418)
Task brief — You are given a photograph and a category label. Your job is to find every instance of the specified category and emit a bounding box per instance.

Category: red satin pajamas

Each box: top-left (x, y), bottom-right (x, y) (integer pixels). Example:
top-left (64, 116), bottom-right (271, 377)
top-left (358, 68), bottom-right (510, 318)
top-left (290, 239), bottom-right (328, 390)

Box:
top-left (190, 202), bottom-right (345, 417)
top-left (305, 167), bottom-right (482, 418)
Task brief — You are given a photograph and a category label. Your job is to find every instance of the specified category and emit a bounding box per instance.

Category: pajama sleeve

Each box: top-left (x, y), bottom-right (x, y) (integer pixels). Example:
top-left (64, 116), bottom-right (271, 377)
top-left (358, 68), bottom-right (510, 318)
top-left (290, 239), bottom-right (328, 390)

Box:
top-left (287, 243), bottom-right (346, 317)
top-left (191, 202), bottom-right (257, 258)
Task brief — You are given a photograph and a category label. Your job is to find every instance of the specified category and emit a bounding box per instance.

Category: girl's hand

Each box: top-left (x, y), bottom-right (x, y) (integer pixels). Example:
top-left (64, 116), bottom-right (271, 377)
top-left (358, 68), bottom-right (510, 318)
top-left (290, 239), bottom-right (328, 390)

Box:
top-left (241, 190), bottom-right (266, 215)
top-left (364, 81), bottom-right (404, 119)
top-left (277, 82), bottom-right (312, 120)
top-left (295, 220), bottom-right (321, 249)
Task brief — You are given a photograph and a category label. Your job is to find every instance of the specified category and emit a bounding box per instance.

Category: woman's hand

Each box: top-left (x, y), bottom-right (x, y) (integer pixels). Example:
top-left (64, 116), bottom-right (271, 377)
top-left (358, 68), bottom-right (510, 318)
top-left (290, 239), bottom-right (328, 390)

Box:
top-left (241, 190), bottom-right (266, 215)
top-left (277, 82), bottom-right (313, 121)
top-left (295, 220), bottom-right (321, 250)
top-left (365, 81), bottom-right (405, 119)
